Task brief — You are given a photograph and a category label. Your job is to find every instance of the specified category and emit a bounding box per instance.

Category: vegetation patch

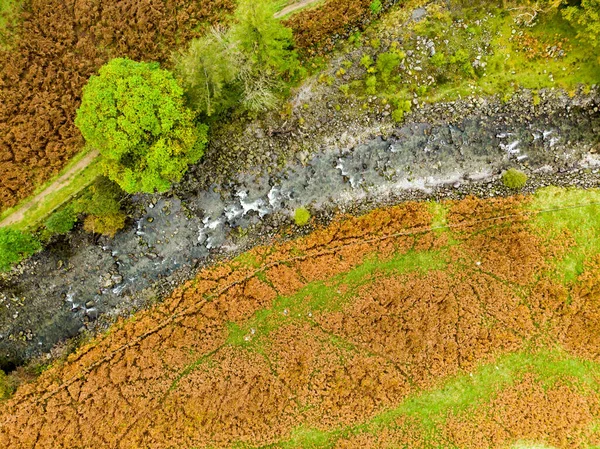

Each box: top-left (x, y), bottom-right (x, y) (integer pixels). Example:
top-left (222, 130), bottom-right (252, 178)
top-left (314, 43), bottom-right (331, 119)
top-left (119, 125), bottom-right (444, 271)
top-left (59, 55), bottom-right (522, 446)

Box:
top-left (0, 0), bottom-right (236, 212)
top-left (294, 207), bottom-right (311, 226)
top-left (502, 168), bottom-right (528, 190)
top-left (3, 191), bottom-right (600, 447)
top-left (530, 187), bottom-right (600, 283)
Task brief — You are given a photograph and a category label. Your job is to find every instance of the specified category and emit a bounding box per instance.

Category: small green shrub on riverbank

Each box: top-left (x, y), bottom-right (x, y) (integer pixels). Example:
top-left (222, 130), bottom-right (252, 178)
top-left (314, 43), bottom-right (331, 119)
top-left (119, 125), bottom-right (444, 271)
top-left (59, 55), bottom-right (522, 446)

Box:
top-left (45, 206), bottom-right (77, 234)
top-left (502, 168), bottom-right (528, 190)
top-left (294, 207), bottom-right (311, 226)
top-left (0, 227), bottom-right (40, 271)
top-left (75, 177), bottom-right (127, 237)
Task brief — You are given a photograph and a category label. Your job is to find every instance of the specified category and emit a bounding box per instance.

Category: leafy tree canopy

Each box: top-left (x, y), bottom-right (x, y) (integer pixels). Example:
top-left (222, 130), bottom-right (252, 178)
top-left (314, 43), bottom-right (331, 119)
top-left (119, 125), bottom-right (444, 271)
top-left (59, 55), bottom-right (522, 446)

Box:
top-left (175, 0), bottom-right (299, 116)
top-left (76, 58), bottom-right (208, 193)
top-left (563, 0), bottom-right (600, 47)
top-left (0, 228), bottom-right (41, 271)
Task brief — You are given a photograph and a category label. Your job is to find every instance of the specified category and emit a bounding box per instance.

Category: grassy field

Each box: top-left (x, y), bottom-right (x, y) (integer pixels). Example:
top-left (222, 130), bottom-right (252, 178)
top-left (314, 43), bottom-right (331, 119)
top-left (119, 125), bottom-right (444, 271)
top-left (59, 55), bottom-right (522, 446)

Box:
top-left (329, 1), bottom-right (600, 110)
top-left (2, 188), bottom-right (600, 447)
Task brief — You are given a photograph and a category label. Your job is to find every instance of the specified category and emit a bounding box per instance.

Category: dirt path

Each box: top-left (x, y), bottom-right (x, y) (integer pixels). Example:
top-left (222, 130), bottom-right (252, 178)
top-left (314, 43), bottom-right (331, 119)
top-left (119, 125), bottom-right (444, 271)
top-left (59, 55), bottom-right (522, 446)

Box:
top-left (0, 149), bottom-right (99, 228)
top-left (274, 0), bottom-right (321, 18)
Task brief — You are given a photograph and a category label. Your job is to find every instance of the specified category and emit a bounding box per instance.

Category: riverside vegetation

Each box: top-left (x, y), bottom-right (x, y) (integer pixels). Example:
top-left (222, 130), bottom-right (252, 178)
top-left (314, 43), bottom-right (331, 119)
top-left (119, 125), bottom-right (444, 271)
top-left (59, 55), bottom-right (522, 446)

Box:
top-left (0, 0), bottom-right (599, 447)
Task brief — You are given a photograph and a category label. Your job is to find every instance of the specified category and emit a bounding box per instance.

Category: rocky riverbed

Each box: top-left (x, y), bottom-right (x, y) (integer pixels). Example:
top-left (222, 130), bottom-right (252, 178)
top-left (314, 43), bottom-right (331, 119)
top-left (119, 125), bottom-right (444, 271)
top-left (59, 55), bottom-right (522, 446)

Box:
top-left (0, 88), bottom-right (598, 371)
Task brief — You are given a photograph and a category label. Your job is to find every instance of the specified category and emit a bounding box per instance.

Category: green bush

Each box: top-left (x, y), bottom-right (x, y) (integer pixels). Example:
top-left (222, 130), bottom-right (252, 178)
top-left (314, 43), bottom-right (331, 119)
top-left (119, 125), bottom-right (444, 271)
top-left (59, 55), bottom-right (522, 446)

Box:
top-left (392, 99), bottom-right (412, 123)
top-left (360, 54), bottom-right (373, 69)
top-left (0, 227), bottom-right (41, 271)
top-left (563, 0), bottom-right (600, 47)
top-left (294, 207), bottom-right (311, 226)
top-left (75, 177), bottom-right (127, 238)
top-left (365, 75), bottom-right (378, 95)
top-left (502, 168), bottom-right (528, 190)
top-left (76, 58), bottom-right (208, 194)
top-left (376, 51), bottom-right (401, 81)
top-left (370, 0), bottom-right (382, 15)
top-left (45, 206), bottom-right (77, 234)
top-left (83, 213), bottom-right (127, 238)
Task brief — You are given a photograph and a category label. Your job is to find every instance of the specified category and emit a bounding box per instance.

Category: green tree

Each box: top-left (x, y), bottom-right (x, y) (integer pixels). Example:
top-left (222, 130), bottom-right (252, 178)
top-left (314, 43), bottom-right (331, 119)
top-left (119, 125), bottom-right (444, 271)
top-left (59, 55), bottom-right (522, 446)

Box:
top-left (175, 27), bottom-right (242, 117)
top-left (231, 0), bottom-right (298, 79)
top-left (176, 0), bottom-right (299, 115)
top-left (563, 0), bottom-right (600, 47)
top-left (0, 227), bottom-right (41, 271)
top-left (75, 177), bottom-right (128, 237)
top-left (45, 206), bottom-right (77, 234)
top-left (75, 58), bottom-right (208, 194)
top-left (232, 0), bottom-right (299, 112)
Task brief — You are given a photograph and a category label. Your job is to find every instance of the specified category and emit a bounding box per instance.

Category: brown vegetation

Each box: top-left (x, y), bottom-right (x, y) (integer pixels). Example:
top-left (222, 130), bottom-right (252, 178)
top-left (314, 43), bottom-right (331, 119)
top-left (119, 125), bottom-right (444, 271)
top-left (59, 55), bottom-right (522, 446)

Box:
top-left (1, 197), bottom-right (599, 447)
top-left (284, 0), bottom-right (380, 53)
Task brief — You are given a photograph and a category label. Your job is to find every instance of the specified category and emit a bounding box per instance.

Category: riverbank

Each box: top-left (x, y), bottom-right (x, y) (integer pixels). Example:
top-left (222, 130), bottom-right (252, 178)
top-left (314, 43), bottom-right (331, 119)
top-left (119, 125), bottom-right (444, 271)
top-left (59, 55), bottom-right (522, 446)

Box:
top-left (0, 87), bottom-right (598, 371)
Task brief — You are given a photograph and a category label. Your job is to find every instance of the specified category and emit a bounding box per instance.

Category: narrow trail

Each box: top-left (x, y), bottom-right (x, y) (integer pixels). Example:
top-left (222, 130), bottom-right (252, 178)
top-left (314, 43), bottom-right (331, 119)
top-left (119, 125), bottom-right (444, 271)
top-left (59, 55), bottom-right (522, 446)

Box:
top-left (274, 0), bottom-right (321, 18)
top-left (0, 149), bottom-right (99, 228)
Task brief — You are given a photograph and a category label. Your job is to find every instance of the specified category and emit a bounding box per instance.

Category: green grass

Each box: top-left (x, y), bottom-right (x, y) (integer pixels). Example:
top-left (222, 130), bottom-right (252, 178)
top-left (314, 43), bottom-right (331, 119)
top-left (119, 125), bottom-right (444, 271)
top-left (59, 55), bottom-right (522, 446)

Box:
top-left (428, 201), bottom-right (448, 232)
top-left (350, 5), bottom-right (600, 108)
top-left (0, 0), bottom-right (19, 29)
top-left (426, 10), bottom-right (600, 102)
top-left (530, 187), bottom-right (600, 283)
top-left (247, 349), bottom-right (600, 449)
top-left (0, 0), bottom-right (22, 49)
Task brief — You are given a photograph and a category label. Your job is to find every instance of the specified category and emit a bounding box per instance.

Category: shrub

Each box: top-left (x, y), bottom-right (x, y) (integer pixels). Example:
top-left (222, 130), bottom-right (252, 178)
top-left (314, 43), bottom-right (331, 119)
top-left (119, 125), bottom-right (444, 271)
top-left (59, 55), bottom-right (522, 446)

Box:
top-left (365, 75), bottom-right (378, 95)
top-left (360, 54), bottom-right (373, 69)
top-left (75, 177), bottom-right (127, 238)
top-left (392, 99), bottom-right (412, 123)
top-left (502, 168), bottom-right (528, 189)
top-left (563, 0), bottom-right (600, 47)
top-left (45, 206), bottom-right (77, 234)
top-left (75, 58), bottom-right (208, 194)
top-left (376, 51), bottom-right (401, 81)
top-left (83, 213), bottom-right (127, 238)
top-left (294, 207), bottom-right (311, 226)
top-left (0, 227), bottom-right (41, 271)
top-left (370, 0), bottom-right (382, 15)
